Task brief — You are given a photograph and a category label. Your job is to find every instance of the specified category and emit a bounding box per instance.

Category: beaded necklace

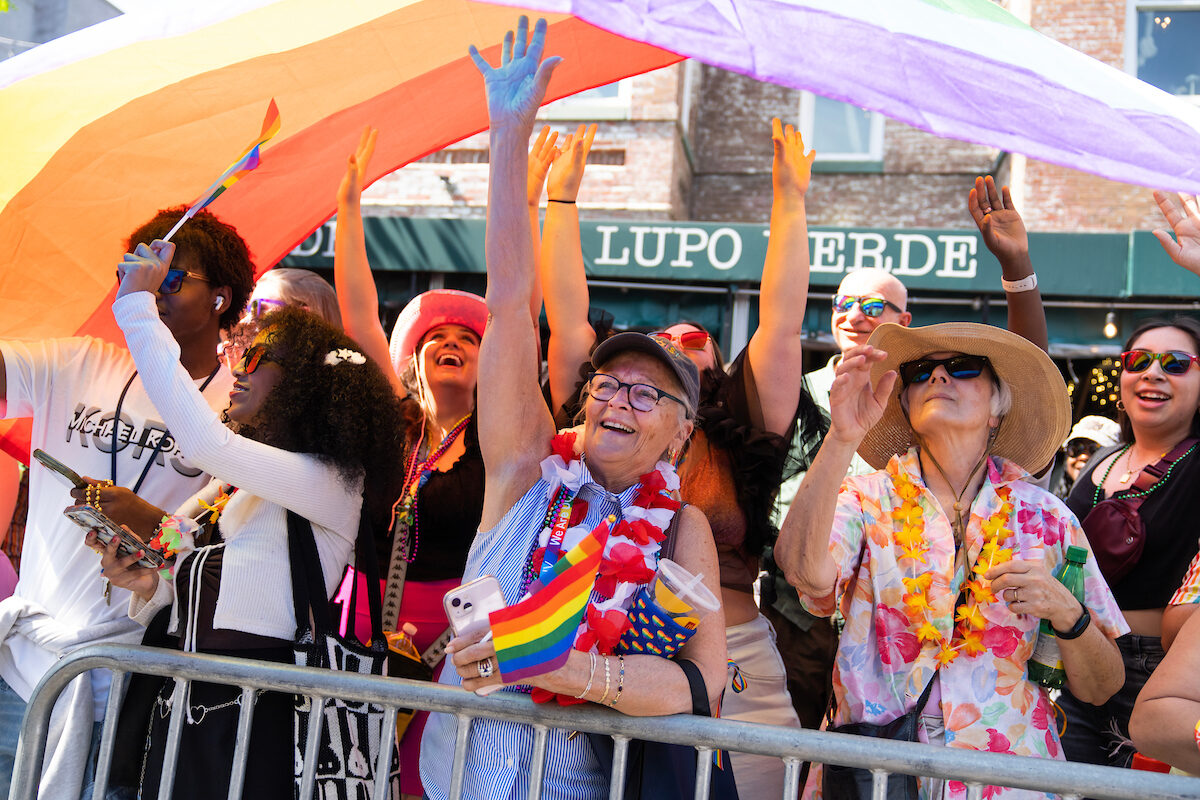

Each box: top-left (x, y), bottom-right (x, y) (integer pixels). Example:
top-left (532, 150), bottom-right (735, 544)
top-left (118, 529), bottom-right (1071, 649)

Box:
top-left (1092, 442), bottom-right (1198, 506)
top-left (389, 414), bottom-right (471, 563)
top-left (893, 466), bottom-right (1015, 666)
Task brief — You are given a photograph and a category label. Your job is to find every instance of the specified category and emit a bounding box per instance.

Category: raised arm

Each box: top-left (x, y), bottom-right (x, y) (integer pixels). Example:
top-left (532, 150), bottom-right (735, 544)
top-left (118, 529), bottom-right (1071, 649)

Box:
top-left (1152, 190), bottom-right (1200, 276)
top-left (745, 118), bottom-right (814, 436)
top-left (969, 175), bottom-right (1048, 352)
top-left (540, 123), bottom-right (598, 416)
top-left (1130, 606), bottom-right (1200, 773)
top-left (776, 345), bottom-right (895, 599)
top-left (334, 127), bottom-right (405, 395)
top-left (471, 17), bottom-right (560, 530)
top-left (527, 124), bottom-right (558, 319)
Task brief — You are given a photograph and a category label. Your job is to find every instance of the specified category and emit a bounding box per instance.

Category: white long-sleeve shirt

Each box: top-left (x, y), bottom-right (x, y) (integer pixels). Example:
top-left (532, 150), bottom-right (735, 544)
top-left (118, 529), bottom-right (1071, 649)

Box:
top-left (114, 292), bottom-right (362, 639)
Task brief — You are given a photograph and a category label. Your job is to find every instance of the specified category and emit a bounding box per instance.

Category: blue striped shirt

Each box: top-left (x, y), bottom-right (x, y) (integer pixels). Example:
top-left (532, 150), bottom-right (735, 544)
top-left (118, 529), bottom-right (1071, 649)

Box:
top-left (420, 461), bottom-right (642, 800)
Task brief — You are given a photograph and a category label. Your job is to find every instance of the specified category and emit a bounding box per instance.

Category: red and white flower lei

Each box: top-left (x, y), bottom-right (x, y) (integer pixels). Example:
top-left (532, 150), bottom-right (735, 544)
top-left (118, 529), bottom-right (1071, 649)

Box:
top-left (527, 432), bottom-right (680, 704)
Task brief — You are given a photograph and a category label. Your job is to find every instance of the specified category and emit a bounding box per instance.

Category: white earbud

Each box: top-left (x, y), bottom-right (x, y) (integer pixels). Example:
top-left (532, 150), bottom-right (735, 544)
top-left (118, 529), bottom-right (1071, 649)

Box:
top-left (213, 297), bottom-right (224, 311)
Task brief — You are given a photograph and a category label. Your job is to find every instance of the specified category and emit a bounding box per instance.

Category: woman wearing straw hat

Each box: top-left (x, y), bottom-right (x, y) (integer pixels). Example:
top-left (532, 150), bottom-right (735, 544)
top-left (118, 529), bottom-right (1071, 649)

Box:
top-left (776, 322), bottom-right (1127, 799)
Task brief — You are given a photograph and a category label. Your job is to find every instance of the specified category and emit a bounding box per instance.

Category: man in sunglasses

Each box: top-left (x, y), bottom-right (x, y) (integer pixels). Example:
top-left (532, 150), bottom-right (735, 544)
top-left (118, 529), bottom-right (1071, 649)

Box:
top-left (762, 175), bottom-right (1050, 733)
top-left (0, 206), bottom-right (254, 799)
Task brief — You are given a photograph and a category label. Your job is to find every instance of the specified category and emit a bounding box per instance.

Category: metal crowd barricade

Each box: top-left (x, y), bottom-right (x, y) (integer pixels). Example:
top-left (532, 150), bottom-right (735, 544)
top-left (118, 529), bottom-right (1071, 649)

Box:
top-left (12, 643), bottom-right (1200, 800)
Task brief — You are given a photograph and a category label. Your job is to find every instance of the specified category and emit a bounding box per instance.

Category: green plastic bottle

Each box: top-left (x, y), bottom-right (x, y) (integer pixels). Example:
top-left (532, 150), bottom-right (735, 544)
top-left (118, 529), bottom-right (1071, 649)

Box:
top-left (1028, 545), bottom-right (1089, 689)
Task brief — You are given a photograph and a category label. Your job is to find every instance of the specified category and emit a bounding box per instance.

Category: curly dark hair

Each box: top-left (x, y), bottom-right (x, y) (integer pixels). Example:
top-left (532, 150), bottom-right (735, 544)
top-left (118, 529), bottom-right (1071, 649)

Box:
top-left (126, 206), bottom-right (255, 329)
top-left (232, 307), bottom-right (407, 516)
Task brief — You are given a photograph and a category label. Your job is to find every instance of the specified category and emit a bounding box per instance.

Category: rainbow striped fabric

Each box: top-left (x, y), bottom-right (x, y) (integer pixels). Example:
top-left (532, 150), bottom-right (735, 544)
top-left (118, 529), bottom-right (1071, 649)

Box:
top-left (489, 521), bottom-right (609, 683)
top-left (195, 99), bottom-right (281, 211)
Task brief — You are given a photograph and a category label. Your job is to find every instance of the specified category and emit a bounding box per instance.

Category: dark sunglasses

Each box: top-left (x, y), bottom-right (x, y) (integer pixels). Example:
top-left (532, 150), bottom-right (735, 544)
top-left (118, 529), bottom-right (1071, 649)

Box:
top-left (587, 372), bottom-right (685, 412)
top-left (1120, 349), bottom-right (1200, 376)
top-left (832, 294), bottom-right (904, 318)
top-left (651, 330), bottom-right (711, 351)
top-left (159, 269), bottom-right (211, 295)
top-left (899, 355), bottom-right (991, 386)
top-left (237, 343), bottom-right (277, 375)
top-left (1065, 440), bottom-right (1100, 459)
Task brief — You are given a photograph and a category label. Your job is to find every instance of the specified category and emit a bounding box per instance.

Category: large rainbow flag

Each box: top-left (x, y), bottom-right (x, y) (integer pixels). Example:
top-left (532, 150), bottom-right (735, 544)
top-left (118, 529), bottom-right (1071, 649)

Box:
top-left (489, 522), bottom-right (608, 682)
top-left (491, 0), bottom-right (1200, 195)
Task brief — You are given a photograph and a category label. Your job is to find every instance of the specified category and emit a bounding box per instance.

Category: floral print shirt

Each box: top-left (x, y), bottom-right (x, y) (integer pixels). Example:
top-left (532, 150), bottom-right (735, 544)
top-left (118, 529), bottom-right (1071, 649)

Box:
top-left (801, 449), bottom-right (1128, 800)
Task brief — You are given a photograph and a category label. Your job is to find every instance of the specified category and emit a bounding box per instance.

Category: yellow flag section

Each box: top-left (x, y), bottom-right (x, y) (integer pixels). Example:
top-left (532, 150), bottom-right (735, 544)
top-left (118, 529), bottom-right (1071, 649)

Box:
top-left (0, 0), bottom-right (682, 342)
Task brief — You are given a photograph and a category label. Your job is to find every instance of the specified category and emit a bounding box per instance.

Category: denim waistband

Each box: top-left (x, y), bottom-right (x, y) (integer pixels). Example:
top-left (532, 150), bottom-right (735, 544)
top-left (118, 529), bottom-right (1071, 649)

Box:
top-left (1115, 632), bottom-right (1164, 658)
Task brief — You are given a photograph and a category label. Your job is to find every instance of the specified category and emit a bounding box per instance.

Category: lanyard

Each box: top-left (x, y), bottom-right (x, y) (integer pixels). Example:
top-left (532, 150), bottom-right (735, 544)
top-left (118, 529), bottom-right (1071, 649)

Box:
top-left (539, 484), bottom-right (576, 578)
top-left (111, 364), bottom-right (221, 493)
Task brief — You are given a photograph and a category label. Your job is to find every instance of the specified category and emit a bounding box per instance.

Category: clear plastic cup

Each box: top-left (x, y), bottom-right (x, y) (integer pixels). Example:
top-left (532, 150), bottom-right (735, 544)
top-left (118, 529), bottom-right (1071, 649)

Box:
top-left (655, 558), bottom-right (720, 617)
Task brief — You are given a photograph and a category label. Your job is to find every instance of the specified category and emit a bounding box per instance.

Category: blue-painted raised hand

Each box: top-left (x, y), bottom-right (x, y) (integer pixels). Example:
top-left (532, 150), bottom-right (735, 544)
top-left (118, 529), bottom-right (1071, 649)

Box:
top-left (469, 16), bottom-right (561, 133)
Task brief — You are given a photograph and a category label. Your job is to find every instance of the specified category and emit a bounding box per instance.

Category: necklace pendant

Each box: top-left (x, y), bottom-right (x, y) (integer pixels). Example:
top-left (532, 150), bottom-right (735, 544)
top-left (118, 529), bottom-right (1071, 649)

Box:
top-left (1118, 471), bottom-right (1134, 484)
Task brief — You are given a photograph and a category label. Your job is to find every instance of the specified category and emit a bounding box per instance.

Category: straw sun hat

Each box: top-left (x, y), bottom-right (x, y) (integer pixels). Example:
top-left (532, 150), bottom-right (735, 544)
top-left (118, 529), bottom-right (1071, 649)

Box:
top-left (857, 322), bottom-right (1070, 473)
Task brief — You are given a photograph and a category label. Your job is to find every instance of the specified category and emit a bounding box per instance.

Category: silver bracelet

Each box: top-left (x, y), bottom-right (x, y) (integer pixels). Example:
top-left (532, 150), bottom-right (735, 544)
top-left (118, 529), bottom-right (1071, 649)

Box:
top-left (1000, 273), bottom-right (1037, 293)
top-left (597, 656), bottom-right (612, 705)
top-left (575, 652), bottom-right (598, 700)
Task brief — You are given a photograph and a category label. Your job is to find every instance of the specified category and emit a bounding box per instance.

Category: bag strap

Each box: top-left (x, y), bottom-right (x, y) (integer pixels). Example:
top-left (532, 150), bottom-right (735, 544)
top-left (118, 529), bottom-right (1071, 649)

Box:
top-left (1126, 436), bottom-right (1198, 494)
top-left (659, 503), bottom-right (687, 562)
top-left (677, 658), bottom-right (713, 718)
top-left (288, 508), bottom-right (385, 644)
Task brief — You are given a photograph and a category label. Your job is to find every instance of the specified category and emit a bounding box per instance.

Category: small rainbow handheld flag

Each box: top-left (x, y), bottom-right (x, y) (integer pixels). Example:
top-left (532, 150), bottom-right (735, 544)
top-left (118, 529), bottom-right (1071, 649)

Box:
top-left (489, 522), bottom-right (609, 683)
top-left (162, 99), bottom-right (281, 242)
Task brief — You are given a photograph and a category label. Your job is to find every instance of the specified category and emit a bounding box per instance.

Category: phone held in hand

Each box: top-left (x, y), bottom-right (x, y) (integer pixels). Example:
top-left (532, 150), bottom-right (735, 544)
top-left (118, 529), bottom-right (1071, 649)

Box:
top-left (32, 449), bottom-right (88, 490)
top-left (63, 504), bottom-right (166, 570)
top-left (443, 575), bottom-right (506, 695)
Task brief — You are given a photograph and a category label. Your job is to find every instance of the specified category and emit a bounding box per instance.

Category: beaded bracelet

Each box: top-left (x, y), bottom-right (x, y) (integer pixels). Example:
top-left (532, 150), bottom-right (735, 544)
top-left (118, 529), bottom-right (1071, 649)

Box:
top-left (575, 652), bottom-right (598, 700)
top-left (605, 655), bottom-right (625, 708)
top-left (597, 656), bottom-right (612, 705)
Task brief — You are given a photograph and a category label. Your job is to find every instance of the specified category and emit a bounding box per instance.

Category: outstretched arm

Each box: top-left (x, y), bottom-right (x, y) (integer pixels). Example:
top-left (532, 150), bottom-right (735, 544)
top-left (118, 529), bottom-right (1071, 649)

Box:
top-left (969, 176), bottom-right (1048, 352)
top-left (540, 124), bottom-right (598, 416)
top-left (334, 127), bottom-right (406, 396)
top-left (745, 118), bottom-right (814, 436)
top-left (1152, 191), bottom-right (1200, 276)
top-left (527, 124), bottom-right (558, 320)
top-left (471, 17), bottom-right (561, 530)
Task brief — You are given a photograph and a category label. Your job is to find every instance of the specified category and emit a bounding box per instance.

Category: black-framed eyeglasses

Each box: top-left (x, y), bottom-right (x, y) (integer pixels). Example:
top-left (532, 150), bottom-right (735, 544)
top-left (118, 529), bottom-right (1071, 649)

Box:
top-left (1120, 349), bottom-right (1200, 376)
top-left (237, 343), bottom-right (277, 375)
top-left (159, 269), bottom-right (211, 295)
top-left (899, 355), bottom-right (991, 386)
top-left (832, 294), bottom-right (904, 318)
top-left (587, 373), bottom-right (684, 412)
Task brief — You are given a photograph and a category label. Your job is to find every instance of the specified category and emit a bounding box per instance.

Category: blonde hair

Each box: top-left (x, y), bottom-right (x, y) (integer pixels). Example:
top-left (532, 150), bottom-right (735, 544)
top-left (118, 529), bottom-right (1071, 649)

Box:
top-left (254, 269), bottom-right (343, 330)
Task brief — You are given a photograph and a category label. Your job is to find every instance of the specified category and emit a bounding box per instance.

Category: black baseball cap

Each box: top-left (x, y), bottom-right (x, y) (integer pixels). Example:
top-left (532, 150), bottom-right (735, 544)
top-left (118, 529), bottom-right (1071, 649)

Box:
top-left (590, 332), bottom-right (701, 414)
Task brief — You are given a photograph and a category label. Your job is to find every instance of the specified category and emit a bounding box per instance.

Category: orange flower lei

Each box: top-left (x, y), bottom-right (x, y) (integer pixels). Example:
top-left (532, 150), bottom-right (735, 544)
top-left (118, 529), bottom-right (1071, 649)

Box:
top-left (892, 469), bottom-right (1014, 666)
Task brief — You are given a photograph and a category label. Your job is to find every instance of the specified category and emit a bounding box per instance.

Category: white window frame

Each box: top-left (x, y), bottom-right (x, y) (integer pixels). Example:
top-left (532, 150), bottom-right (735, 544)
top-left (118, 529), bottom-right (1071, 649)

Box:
top-left (1125, 0), bottom-right (1200, 104)
top-left (797, 91), bottom-right (885, 164)
top-left (539, 79), bottom-right (631, 121)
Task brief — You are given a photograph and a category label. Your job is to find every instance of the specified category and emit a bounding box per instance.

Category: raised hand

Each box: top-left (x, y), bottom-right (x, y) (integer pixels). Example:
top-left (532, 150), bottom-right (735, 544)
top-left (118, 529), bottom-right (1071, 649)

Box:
top-left (337, 126), bottom-right (378, 207)
top-left (546, 123), bottom-right (596, 203)
top-left (771, 117), bottom-right (815, 208)
top-left (527, 125), bottom-right (560, 207)
top-left (117, 240), bottom-right (174, 299)
top-left (1152, 190), bottom-right (1200, 277)
top-left (469, 16), bottom-right (561, 134)
top-left (969, 175), bottom-right (1028, 263)
top-left (828, 345), bottom-right (896, 445)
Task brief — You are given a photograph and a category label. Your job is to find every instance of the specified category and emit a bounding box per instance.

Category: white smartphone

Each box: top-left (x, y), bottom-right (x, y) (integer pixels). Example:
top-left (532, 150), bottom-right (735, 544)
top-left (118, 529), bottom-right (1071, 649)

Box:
top-left (443, 575), bottom-right (506, 695)
top-left (64, 504), bottom-right (166, 570)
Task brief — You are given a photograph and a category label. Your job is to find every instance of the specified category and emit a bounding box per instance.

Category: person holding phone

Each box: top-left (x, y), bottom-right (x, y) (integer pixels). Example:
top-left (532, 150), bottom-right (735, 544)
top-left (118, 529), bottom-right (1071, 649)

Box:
top-left (0, 207), bottom-right (254, 800)
top-left (419, 20), bottom-right (728, 800)
top-left (93, 249), bottom-right (404, 799)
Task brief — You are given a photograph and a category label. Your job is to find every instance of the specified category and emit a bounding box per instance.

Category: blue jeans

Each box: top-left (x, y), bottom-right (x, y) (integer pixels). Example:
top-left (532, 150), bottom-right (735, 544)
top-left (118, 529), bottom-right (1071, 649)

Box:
top-left (1, 675), bottom-right (105, 800)
top-left (1058, 633), bottom-right (1164, 769)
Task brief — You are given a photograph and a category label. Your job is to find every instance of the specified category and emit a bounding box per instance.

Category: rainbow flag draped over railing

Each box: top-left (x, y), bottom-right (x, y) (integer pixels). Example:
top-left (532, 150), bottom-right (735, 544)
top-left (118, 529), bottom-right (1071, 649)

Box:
top-left (489, 522), bottom-right (609, 683)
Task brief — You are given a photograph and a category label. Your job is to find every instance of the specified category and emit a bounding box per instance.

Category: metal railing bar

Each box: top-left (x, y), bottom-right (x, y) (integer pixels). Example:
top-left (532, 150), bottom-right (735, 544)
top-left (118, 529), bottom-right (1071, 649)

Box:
top-left (609, 736), bottom-right (629, 800)
top-left (225, 686), bottom-right (257, 800)
top-left (16, 645), bottom-right (1200, 800)
top-left (871, 769), bottom-right (888, 800)
top-left (156, 679), bottom-right (189, 799)
top-left (448, 712), bottom-right (473, 800)
top-left (90, 669), bottom-right (127, 800)
top-left (967, 782), bottom-right (984, 800)
top-left (693, 748), bottom-right (713, 800)
top-left (372, 706), bottom-right (399, 800)
top-left (526, 724), bottom-right (550, 800)
top-left (781, 756), bottom-right (801, 800)
top-left (297, 696), bottom-right (325, 800)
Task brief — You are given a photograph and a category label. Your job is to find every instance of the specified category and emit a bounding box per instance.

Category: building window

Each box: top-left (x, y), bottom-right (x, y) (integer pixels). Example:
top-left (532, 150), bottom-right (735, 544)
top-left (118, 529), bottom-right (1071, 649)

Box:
top-left (1127, 3), bottom-right (1200, 101)
top-left (798, 92), bottom-right (885, 170)
top-left (540, 79), bottom-right (631, 120)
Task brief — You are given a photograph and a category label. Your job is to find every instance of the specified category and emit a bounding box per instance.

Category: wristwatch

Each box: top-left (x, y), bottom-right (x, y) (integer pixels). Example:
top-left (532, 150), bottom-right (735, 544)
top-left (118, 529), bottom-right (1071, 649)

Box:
top-left (1053, 606), bottom-right (1091, 640)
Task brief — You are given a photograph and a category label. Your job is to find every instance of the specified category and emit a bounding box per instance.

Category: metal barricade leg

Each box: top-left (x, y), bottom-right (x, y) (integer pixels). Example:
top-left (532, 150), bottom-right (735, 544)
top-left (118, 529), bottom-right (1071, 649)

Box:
top-left (297, 694), bottom-right (326, 800)
top-left (448, 712), bottom-right (473, 800)
top-left (870, 769), bottom-right (889, 800)
top-left (156, 679), bottom-right (190, 800)
top-left (371, 706), bottom-right (398, 800)
top-left (607, 736), bottom-right (629, 800)
top-left (781, 756), bottom-right (802, 800)
top-left (224, 687), bottom-right (258, 800)
top-left (525, 724), bottom-right (550, 800)
top-left (90, 669), bottom-right (128, 800)
top-left (966, 782), bottom-right (984, 800)
top-left (693, 747), bottom-right (713, 800)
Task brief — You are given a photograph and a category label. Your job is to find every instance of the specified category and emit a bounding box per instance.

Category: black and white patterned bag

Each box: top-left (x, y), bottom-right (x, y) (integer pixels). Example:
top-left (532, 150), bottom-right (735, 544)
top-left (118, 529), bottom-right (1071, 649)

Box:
top-left (288, 510), bottom-right (400, 800)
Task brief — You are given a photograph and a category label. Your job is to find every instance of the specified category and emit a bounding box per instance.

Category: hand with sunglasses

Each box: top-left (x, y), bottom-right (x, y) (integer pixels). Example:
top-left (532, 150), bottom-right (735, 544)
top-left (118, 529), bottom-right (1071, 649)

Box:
top-left (116, 239), bottom-right (175, 299)
top-left (1152, 191), bottom-right (1200, 276)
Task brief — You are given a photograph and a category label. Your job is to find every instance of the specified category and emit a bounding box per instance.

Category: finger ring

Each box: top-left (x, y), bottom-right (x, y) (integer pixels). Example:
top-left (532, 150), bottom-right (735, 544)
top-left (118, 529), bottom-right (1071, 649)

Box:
top-left (477, 658), bottom-right (494, 679)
